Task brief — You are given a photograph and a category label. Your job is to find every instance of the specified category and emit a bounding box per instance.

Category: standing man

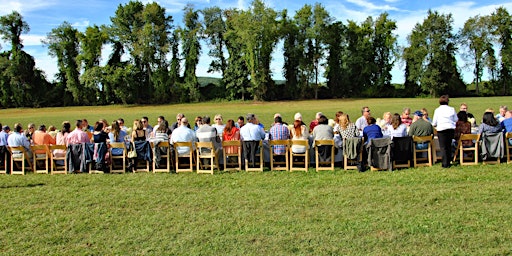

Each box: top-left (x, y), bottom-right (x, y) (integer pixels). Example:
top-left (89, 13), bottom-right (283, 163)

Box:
top-left (240, 113), bottom-right (266, 167)
top-left (355, 106), bottom-right (371, 132)
top-left (432, 95), bottom-right (458, 168)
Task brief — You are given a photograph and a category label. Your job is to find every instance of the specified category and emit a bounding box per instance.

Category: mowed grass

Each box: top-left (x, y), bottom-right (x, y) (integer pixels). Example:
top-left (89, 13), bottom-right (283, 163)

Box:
top-left (1, 97), bottom-right (512, 254)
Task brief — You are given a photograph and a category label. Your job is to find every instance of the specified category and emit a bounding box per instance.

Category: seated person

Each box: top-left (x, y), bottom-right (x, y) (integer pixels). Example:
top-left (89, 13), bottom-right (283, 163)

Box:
top-left (500, 110), bottom-right (512, 145)
top-left (386, 113), bottom-right (407, 138)
top-left (108, 120), bottom-right (127, 156)
top-left (290, 115), bottom-right (309, 154)
top-left (7, 123), bottom-right (32, 160)
top-left (32, 124), bottom-right (56, 154)
top-left (170, 117), bottom-right (196, 155)
top-left (312, 115), bottom-right (334, 161)
top-left (478, 112), bottom-right (502, 134)
top-left (363, 117), bottom-right (383, 144)
top-left (454, 111), bottom-right (473, 147)
top-left (408, 110), bottom-right (434, 149)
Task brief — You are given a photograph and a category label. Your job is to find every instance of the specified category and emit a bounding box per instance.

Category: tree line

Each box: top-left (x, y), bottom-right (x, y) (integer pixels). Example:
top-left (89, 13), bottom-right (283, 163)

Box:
top-left (0, 1), bottom-right (510, 108)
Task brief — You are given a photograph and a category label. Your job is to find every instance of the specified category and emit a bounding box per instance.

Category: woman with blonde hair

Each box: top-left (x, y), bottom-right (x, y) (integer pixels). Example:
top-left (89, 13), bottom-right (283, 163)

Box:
top-left (212, 114), bottom-right (225, 142)
top-left (336, 114), bottom-right (358, 139)
top-left (108, 120), bottom-right (126, 156)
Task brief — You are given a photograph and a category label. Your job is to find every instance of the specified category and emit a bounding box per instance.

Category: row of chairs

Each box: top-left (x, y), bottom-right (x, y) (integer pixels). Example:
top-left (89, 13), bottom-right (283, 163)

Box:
top-left (452, 132), bottom-right (512, 165)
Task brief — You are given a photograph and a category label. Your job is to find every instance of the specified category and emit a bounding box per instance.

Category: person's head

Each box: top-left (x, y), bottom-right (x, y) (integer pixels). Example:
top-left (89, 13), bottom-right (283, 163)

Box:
top-left (382, 112), bottom-right (392, 124)
top-left (482, 112), bottom-right (499, 126)
top-left (38, 124), bottom-right (46, 132)
top-left (366, 116), bottom-right (376, 125)
top-left (176, 113), bottom-right (185, 125)
top-left (246, 113), bottom-right (256, 124)
top-left (402, 108), bottom-right (411, 119)
top-left (82, 119), bottom-right (89, 128)
top-left (133, 119), bottom-right (143, 131)
top-left (62, 121), bottom-right (71, 134)
top-left (457, 111), bottom-right (468, 122)
top-left (27, 123), bottom-right (35, 133)
top-left (485, 108), bottom-right (495, 114)
top-left (294, 113), bottom-right (303, 122)
top-left (117, 118), bottom-right (125, 127)
top-left (202, 116), bottom-right (211, 125)
top-left (318, 115), bottom-right (328, 125)
top-left (361, 106), bottom-right (370, 117)
top-left (157, 120), bottom-right (168, 132)
top-left (194, 116), bottom-right (202, 127)
top-left (111, 120), bottom-right (120, 133)
top-left (2, 125), bottom-right (11, 133)
top-left (157, 116), bottom-right (165, 125)
top-left (499, 105), bottom-right (508, 116)
top-left (421, 108), bottom-right (429, 119)
top-left (214, 114), bottom-right (223, 125)
top-left (412, 110), bottom-right (423, 122)
top-left (75, 120), bottom-right (82, 129)
top-left (315, 112), bottom-right (323, 120)
top-left (94, 121), bottom-right (104, 132)
top-left (460, 103), bottom-right (468, 112)
top-left (237, 116), bottom-right (245, 127)
top-left (273, 113), bottom-right (282, 119)
top-left (506, 110), bottom-right (512, 119)
top-left (225, 119), bottom-right (235, 133)
top-left (99, 119), bottom-right (108, 129)
top-left (274, 116), bottom-right (283, 124)
top-left (14, 123), bottom-right (23, 133)
top-left (181, 117), bottom-right (189, 127)
top-left (339, 114), bottom-right (350, 129)
top-left (48, 125), bottom-right (56, 132)
top-left (391, 113), bottom-right (402, 129)
top-left (335, 111), bottom-right (343, 124)
top-left (141, 116), bottom-right (149, 127)
top-left (439, 95), bottom-right (450, 105)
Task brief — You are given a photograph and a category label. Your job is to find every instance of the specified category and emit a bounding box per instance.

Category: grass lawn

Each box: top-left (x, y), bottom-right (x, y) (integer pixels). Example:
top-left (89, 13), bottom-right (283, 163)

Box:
top-left (1, 97), bottom-right (512, 254)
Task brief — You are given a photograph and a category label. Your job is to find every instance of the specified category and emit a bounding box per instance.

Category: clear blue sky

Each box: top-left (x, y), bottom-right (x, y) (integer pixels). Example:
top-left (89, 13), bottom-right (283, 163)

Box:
top-left (1, 0), bottom-right (511, 84)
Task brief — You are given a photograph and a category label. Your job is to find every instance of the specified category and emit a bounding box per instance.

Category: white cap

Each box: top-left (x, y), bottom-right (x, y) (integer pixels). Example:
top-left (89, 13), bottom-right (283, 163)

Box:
top-left (294, 113), bottom-right (302, 121)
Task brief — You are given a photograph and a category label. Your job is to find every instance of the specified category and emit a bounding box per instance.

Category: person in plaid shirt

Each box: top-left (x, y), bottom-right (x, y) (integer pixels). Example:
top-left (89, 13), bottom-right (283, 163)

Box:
top-left (269, 116), bottom-right (290, 156)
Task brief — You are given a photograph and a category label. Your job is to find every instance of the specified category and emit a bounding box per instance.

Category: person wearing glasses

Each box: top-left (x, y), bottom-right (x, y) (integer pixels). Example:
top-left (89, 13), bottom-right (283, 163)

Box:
top-left (170, 113), bottom-right (190, 133)
top-left (355, 106), bottom-right (371, 133)
top-left (170, 117), bottom-right (196, 155)
top-left (212, 114), bottom-right (226, 142)
top-left (141, 116), bottom-right (153, 139)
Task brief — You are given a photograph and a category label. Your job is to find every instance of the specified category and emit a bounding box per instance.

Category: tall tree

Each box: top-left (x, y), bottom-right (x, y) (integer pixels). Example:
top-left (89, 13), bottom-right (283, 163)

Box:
top-left (310, 3), bottom-right (332, 99)
top-left (201, 6), bottom-right (227, 76)
top-left (371, 13), bottom-right (398, 95)
top-left (0, 11), bottom-right (29, 52)
top-left (459, 15), bottom-right (493, 95)
top-left (294, 5), bottom-right (314, 99)
top-left (281, 9), bottom-right (300, 99)
top-left (490, 7), bottom-right (512, 95)
top-left (44, 22), bottom-right (84, 104)
top-left (324, 21), bottom-right (345, 98)
top-left (404, 10), bottom-right (465, 97)
top-left (180, 4), bottom-right (201, 102)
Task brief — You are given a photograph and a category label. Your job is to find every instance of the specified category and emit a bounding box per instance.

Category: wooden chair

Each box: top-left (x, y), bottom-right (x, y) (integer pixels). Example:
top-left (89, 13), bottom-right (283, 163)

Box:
top-left (8, 146), bottom-right (34, 175)
top-left (412, 135), bottom-right (433, 167)
top-left (453, 134), bottom-right (480, 165)
top-left (152, 141), bottom-right (171, 173)
top-left (343, 137), bottom-right (364, 170)
top-left (243, 141), bottom-right (264, 172)
top-left (174, 141), bottom-right (194, 173)
top-left (480, 132), bottom-right (503, 165)
top-left (222, 140), bottom-right (242, 172)
top-left (269, 140), bottom-right (289, 171)
top-left (49, 145), bottom-right (67, 174)
top-left (195, 142), bottom-right (219, 175)
top-left (289, 140), bottom-right (309, 172)
top-left (31, 144), bottom-right (49, 174)
top-left (109, 142), bottom-right (126, 174)
top-left (314, 140), bottom-right (335, 172)
top-left (506, 132), bottom-right (512, 164)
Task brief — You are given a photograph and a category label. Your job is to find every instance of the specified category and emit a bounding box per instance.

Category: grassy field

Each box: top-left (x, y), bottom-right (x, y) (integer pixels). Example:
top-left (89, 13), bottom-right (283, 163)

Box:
top-left (1, 96), bottom-right (510, 129)
top-left (1, 97), bottom-right (512, 254)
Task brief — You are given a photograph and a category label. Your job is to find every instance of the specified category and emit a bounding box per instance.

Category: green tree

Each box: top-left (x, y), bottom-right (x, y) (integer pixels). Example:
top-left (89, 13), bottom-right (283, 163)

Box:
top-left (180, 4), bottom-right (201, 102)
top-left (201, 6), bottom-right (227, 76)
top-left (324, 21), bottom-right (346, 98)
top-left (281, 9), bottom-right (300, 99)
top-left (371, 13), bottom-right (398, 95)
top-left (490, 7), bottom-right (512, 95)
top-left (404, 10), bottom-right (465, 97)
top-left (43, 22), bottom-right (84, 104)
top-left (459, 15), bottom-right (494, 95)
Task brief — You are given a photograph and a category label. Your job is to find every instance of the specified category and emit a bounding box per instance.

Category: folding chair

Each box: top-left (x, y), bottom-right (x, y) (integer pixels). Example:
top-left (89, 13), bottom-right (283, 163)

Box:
top-left (175, 141), bottom-right (194, 173)
top-left (453, 134), bottom-right (480, 165)
top-left (289, 140), bottom-right (309, 172)
top-left (343, 137), bottom-right (363, 170)
top-left (153, 141), bottom-right (171, 173)
top-left (8, 146), bottom-right (33, 175)
top-left (392, 136), bottom-right (413, 169)
top-left (480, 132), bottom-right (503, 165)
top-left (506, 132), bottom-right (512, 164)
top-left (49, 145), bottom-right (67, 174)
top-left (314, 140), bottom-right (335, 172)
top-left (269, 140), bottom-right (289, 171)
top-left (243, 141), bottom-right (264, 172)
top-left (109, 142), bottom-right (126, 174)
top-left (196, 142), bottom-right (219, 175)
top-left (412, 135), bottom-right (433, 167)
top-left (222, 140), bottom-right (242, 171)
top-left (31, 144), bottom-right (49, 174)
top-left (367, 138), bottom-right (393, 171)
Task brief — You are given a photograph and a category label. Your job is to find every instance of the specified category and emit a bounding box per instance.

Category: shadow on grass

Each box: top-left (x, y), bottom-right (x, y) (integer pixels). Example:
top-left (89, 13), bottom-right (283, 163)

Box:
top-left (0, 183), bottom-right (45, 189)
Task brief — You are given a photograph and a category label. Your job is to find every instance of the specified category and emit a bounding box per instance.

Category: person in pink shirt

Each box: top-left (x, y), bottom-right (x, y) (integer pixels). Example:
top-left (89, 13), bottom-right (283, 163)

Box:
top-left (66, 120), bottom-right (90, 145)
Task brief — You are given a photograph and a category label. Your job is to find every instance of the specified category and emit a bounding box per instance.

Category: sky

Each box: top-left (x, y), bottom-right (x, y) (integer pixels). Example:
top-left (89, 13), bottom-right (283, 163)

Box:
top-left (1, 0), bottom-right (512, 85)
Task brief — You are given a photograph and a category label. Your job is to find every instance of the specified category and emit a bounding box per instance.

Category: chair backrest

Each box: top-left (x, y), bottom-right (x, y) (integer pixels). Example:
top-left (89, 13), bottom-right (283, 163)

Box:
top-left (174, 141), bottom-right (193, 155)
top-left (413, 135), bottom-right (433, 144)
top-left (290, 139), bottom-right (309, 150)
top-left (392, 136), bottom-right (413, 164)
top-left (196, 141), bottom-right (215, 153)
top-left (314, 140), bottom-right (335, 172)
top-left (270, 139), bottom-right (290, 147)
top-left (8, 146), bottom-right (32, 175)
top-left (459, 133), bottom-right (480, 144)
top-left (31, 144), bottom-right (49, 174)
top-left (480, 132), bottom-right (504, 161)
top-left (110, 142), bottom-right (126, 151)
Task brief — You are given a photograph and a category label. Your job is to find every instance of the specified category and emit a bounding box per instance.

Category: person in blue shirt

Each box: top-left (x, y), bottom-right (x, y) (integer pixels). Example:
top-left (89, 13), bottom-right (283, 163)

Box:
top-left (363, 117), bottom-right (383, 144)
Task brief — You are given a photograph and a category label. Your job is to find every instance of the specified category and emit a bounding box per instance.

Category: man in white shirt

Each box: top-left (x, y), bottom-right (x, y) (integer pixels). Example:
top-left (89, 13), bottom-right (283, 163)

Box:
top-left (240, 113), bottom-right (265, 167)
top-left (170, 117), bottom-right (196, 155)
top-left (355, 106), bottom-right (371, 132)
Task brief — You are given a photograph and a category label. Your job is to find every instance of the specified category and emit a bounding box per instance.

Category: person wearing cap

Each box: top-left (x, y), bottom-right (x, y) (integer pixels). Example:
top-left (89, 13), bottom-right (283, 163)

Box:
top-left (290, 113), bottom-right (309, 154)
top-left (309, 112), bottom-right (323, 133)
top-left (32, 125), bottom-right (56, 154)
top-left (355, 106), bottom-right (371, 132)
top-left (0, 125), bottom-right (10, 147)
top-left (408, 110), bottom-right (434, 138)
